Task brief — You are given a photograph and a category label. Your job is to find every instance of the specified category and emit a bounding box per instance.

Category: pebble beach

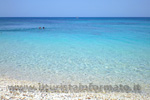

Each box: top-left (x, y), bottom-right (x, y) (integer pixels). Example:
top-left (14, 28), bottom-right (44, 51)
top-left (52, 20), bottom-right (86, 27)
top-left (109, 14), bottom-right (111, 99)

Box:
top-left (0, 77), bottom-right (150, 100)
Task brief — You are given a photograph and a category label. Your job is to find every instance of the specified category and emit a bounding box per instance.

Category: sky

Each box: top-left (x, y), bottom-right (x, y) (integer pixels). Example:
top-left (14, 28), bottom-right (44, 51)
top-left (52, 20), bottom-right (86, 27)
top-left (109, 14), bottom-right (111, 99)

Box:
top-left (0, 0), bottom-right (150, 17)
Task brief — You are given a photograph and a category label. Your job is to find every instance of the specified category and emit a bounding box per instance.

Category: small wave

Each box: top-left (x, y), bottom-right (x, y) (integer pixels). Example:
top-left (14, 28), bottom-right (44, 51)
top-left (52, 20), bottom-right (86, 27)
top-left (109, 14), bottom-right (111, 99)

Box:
top-left (0, 28), bottom-right (49, 32)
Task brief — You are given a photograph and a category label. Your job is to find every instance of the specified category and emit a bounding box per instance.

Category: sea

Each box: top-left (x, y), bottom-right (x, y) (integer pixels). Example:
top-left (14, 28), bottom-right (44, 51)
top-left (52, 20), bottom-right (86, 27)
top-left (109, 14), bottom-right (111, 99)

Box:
top-left (0, 17), bottom-right (150, 93)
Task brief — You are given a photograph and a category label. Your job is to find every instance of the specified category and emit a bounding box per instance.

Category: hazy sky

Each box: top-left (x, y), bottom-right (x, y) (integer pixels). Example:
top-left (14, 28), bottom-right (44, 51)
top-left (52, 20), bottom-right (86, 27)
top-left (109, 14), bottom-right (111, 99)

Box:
top-left (0, 0), bottom-right (150, 17)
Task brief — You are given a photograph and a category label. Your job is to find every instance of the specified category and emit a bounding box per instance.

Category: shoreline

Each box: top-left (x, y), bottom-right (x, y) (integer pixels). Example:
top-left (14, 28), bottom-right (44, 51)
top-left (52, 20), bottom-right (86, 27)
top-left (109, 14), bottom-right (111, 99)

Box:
top-left (0, 77), bottom-right (150, 100)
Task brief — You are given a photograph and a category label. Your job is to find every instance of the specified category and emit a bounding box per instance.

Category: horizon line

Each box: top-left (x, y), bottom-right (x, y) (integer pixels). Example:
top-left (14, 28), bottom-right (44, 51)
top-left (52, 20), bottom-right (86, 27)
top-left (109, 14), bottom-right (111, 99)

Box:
top-left (0, 16), bottom-right (150, 18)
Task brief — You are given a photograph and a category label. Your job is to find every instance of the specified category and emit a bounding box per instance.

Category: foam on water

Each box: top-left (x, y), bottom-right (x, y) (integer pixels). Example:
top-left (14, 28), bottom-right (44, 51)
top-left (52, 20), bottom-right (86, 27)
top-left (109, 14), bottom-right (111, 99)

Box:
top-left (0, 18), bottom-right (150, 92)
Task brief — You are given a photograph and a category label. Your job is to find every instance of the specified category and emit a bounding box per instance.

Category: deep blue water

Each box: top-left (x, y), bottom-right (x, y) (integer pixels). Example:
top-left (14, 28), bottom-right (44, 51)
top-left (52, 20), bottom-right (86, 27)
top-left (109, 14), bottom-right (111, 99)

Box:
top-left (0, 17), bottom-right (150, 92)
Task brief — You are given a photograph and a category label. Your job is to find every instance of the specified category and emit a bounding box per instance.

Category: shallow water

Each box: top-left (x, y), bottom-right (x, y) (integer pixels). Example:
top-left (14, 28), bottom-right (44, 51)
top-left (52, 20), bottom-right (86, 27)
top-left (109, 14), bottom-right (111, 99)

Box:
top-left (0, 17), bottom-right (150, 92)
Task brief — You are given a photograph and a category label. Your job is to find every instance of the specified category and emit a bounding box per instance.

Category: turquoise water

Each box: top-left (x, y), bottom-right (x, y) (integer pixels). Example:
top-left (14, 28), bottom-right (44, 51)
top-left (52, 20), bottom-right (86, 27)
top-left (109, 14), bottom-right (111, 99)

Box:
top-left (0, 18), bottom-right (150, 92)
